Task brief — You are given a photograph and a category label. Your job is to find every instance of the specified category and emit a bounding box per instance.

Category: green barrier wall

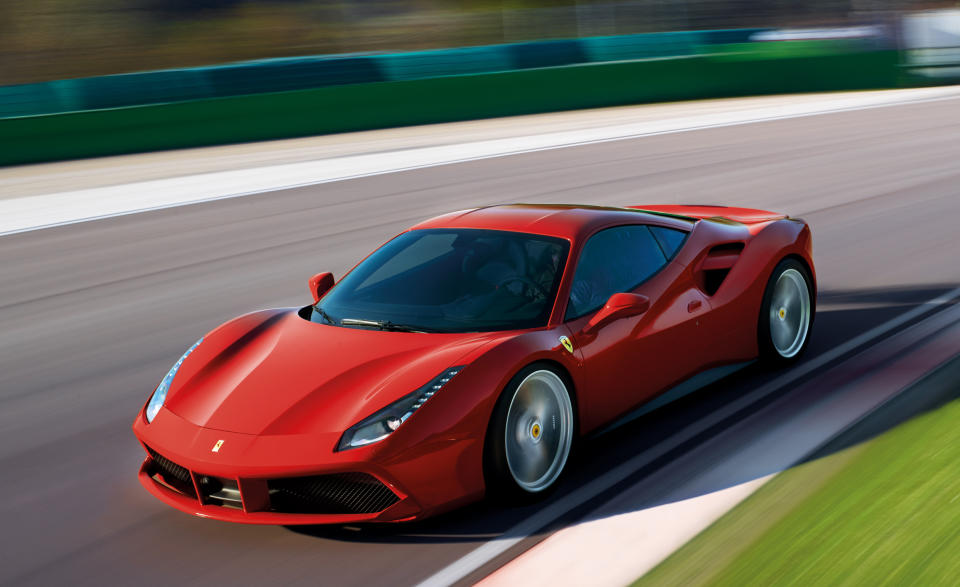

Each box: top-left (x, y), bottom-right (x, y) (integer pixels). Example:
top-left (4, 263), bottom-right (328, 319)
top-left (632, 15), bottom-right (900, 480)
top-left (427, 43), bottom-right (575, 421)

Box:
top-left (0, 29), bottom-right (776, 119)
top-left (0, 47), bottom-right (899, 167)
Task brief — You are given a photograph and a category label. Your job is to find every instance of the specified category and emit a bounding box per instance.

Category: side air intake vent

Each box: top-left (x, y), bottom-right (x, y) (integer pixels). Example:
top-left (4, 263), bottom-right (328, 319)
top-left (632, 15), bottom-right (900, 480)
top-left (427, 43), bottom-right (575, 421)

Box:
top-left (699, 242), bottom-right (744, 295)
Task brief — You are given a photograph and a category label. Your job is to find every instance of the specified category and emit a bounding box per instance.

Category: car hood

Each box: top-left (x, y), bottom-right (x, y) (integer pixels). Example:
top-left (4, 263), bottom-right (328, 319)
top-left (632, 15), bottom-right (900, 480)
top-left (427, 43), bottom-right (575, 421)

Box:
top-left (164, 309), bottom-right (500, 435)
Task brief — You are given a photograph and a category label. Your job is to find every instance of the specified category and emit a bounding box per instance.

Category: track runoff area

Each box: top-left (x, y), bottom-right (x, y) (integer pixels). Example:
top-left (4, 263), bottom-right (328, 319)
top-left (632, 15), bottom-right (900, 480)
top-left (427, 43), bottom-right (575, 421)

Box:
top-left (1, 86), bottom-right (959, 586)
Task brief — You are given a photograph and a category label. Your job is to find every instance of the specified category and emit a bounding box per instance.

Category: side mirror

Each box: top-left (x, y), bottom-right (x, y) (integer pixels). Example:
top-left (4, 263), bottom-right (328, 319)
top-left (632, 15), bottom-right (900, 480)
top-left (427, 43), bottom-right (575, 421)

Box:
top-left (584, 292), bottom-right (650, 334)
top-left (308, 272), bottom-right (335, 303)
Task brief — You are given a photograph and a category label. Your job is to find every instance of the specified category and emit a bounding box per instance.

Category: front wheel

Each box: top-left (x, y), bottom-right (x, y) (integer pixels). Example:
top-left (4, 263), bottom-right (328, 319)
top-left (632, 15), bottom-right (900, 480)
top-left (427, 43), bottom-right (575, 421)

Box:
top-left (485, 364), bottom-right (575, 501)
top-left (758, 259), bottom-right (813, 363)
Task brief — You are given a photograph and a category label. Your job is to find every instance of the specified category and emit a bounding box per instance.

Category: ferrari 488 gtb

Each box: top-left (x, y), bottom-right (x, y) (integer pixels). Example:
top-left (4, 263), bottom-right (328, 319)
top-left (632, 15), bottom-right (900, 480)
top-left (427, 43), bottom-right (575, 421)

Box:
top-left (133, 204), bottom-right (815, 524)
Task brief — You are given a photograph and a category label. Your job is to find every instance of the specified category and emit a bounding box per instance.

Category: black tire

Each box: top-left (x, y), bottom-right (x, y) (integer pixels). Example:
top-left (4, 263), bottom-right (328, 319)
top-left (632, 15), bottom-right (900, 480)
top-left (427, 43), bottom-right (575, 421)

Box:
top-left (484, 362), bottom-right (576, 503)
top-left (758, 258), bottom-right (814, 365)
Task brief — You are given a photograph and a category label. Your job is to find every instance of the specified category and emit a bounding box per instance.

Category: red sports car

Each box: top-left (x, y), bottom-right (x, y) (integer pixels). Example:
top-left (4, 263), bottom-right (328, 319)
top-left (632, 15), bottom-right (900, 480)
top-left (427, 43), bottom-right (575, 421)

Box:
top-left (133, 204), bottom-right (815, 524)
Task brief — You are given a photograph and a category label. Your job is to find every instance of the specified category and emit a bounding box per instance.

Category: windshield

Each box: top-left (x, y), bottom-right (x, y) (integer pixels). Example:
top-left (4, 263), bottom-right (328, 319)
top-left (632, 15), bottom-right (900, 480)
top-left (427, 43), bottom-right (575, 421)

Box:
top-left (311, 229), bottom-right (569, 333)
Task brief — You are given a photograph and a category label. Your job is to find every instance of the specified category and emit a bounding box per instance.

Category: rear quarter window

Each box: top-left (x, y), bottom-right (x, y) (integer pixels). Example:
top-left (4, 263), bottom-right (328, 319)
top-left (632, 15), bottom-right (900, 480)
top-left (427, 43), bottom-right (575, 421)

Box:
top-left (649, 226), bottom-right (688, 259)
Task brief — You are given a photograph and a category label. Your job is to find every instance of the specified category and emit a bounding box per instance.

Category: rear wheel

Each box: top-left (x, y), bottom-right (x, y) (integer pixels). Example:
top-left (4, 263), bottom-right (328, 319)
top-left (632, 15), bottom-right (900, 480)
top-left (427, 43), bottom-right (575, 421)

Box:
top-left (759, 259), bottom-right (813, 363)
top-left (485, 364), bottom-right (575, 501)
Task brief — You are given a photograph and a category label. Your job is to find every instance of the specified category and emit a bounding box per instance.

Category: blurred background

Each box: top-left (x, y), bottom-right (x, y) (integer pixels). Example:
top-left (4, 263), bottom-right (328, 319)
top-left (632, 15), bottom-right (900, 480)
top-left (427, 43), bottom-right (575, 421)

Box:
top-left (0, 0), bottom-right (954, 84)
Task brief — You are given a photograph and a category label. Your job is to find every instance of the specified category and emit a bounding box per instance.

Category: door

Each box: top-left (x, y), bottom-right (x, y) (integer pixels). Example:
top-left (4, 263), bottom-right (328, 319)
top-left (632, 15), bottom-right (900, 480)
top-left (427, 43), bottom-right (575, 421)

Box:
top-left (565, 224), bottom-right (710, 432)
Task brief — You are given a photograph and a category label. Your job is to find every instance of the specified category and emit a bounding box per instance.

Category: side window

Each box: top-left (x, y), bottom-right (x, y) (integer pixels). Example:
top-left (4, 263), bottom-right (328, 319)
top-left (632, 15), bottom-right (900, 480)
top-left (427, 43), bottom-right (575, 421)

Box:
top-left (649, 226), bottom-right (688, 259)
top-left (566, 225), bottom-right (667, 320)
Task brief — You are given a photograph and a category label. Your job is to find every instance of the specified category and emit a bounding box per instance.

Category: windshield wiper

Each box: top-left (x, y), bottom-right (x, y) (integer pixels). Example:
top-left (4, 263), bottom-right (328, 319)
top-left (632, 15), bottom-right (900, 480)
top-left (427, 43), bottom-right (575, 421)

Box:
top-left (341, 317), bottom-right (434, 333)
top-left (313, 305), bottom-right (336, 325)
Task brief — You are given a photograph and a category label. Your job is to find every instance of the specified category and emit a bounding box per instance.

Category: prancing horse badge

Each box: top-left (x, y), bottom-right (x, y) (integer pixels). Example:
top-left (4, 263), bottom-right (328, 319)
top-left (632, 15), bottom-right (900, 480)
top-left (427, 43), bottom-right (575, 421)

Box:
top-left (559, 335), bottom-right (574, 354)
top-left (212, 439), bottom-right (225, 453)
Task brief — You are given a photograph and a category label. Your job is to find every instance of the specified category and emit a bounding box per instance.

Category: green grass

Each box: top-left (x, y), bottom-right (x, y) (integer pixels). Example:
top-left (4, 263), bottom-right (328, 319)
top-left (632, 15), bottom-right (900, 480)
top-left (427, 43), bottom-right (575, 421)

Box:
top-left (637, 396), bottom-right (960, 587)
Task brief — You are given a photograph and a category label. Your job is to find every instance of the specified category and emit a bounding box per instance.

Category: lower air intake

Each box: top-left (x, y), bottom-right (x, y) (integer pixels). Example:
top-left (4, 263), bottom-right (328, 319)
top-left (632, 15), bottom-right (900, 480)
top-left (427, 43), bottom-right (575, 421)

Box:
top-left (197, 475), bottom-right (243, 509)
top-left (146, 446), bottom-right (196, 498)
top-left (268, 473), bottom-right (399, 515)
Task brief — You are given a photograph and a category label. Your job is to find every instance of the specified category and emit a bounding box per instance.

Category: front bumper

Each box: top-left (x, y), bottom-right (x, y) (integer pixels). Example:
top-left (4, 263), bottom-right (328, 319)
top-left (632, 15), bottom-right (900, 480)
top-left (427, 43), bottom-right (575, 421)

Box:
top-left (137, 453), bottom-right (421, 524)
top-left (132, 408), bottom-right (483, 524)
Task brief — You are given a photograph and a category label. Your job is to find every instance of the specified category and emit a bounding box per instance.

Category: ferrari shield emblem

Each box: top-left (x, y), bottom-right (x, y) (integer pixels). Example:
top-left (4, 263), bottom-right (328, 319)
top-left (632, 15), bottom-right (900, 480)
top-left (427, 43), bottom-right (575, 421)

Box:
top-left (212, 439), bottom-right (225, 453)
top-left (559, 335), bottom-right (574, 354)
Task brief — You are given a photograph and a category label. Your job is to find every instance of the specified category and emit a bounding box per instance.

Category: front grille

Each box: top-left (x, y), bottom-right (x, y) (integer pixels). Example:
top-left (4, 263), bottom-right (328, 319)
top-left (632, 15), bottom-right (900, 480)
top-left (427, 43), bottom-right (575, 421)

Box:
top-left (146, 446), bottom-right (196, 498)
top-left (268, 473), bottom-right (400, 515)
top-left (142, 445), bottom-right (398, 517)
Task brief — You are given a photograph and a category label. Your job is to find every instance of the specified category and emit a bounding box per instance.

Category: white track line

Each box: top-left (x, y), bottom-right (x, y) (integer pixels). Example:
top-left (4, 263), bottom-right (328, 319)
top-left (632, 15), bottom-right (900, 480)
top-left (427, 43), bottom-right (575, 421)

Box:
top-left (416, 285), bottom-right (960, 587)
top-left (3, 86), bottom-right (960, 236)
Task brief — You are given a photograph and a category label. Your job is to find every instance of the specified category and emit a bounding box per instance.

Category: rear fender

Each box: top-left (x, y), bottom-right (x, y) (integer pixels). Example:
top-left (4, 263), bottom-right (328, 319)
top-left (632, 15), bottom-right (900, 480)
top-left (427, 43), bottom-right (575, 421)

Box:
top-left (703, 219), bottom-right (814, 363)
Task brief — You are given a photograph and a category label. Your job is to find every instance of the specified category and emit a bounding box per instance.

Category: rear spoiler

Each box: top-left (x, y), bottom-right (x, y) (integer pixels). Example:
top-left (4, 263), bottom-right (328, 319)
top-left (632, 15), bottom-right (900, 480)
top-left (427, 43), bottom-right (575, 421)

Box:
top-left (627, 205), bottom-right (786, 225)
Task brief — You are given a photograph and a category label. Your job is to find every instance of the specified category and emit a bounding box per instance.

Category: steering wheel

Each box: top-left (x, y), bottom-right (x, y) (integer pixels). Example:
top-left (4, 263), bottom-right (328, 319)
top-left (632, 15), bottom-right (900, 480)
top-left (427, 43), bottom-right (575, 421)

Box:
top-left (497, 275), bottom-right (548, 299)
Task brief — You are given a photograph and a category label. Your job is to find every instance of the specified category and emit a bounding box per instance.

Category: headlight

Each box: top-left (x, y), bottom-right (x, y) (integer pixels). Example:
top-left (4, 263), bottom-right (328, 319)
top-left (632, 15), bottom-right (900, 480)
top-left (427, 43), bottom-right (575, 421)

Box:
top-left (337, 366), bottom-right (464, 451)
top-left (145, 338), bottom-right (203, 423)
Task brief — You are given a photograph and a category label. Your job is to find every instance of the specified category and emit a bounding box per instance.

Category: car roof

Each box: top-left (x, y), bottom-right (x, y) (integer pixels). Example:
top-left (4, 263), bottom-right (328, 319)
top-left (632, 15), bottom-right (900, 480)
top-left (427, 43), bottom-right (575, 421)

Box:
top-left (409, 204), bottom-right (697, 241)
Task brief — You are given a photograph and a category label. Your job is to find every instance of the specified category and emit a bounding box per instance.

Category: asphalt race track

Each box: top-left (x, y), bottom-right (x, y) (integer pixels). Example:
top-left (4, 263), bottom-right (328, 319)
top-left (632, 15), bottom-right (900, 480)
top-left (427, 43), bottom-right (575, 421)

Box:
top-left (1, 96), bottom-right (959, 586)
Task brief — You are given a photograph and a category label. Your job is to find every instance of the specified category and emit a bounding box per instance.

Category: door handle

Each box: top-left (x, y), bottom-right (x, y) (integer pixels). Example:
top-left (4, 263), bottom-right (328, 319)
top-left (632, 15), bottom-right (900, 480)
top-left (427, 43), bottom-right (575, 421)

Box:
top-left (687, 300), bottom-right (702, 313)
